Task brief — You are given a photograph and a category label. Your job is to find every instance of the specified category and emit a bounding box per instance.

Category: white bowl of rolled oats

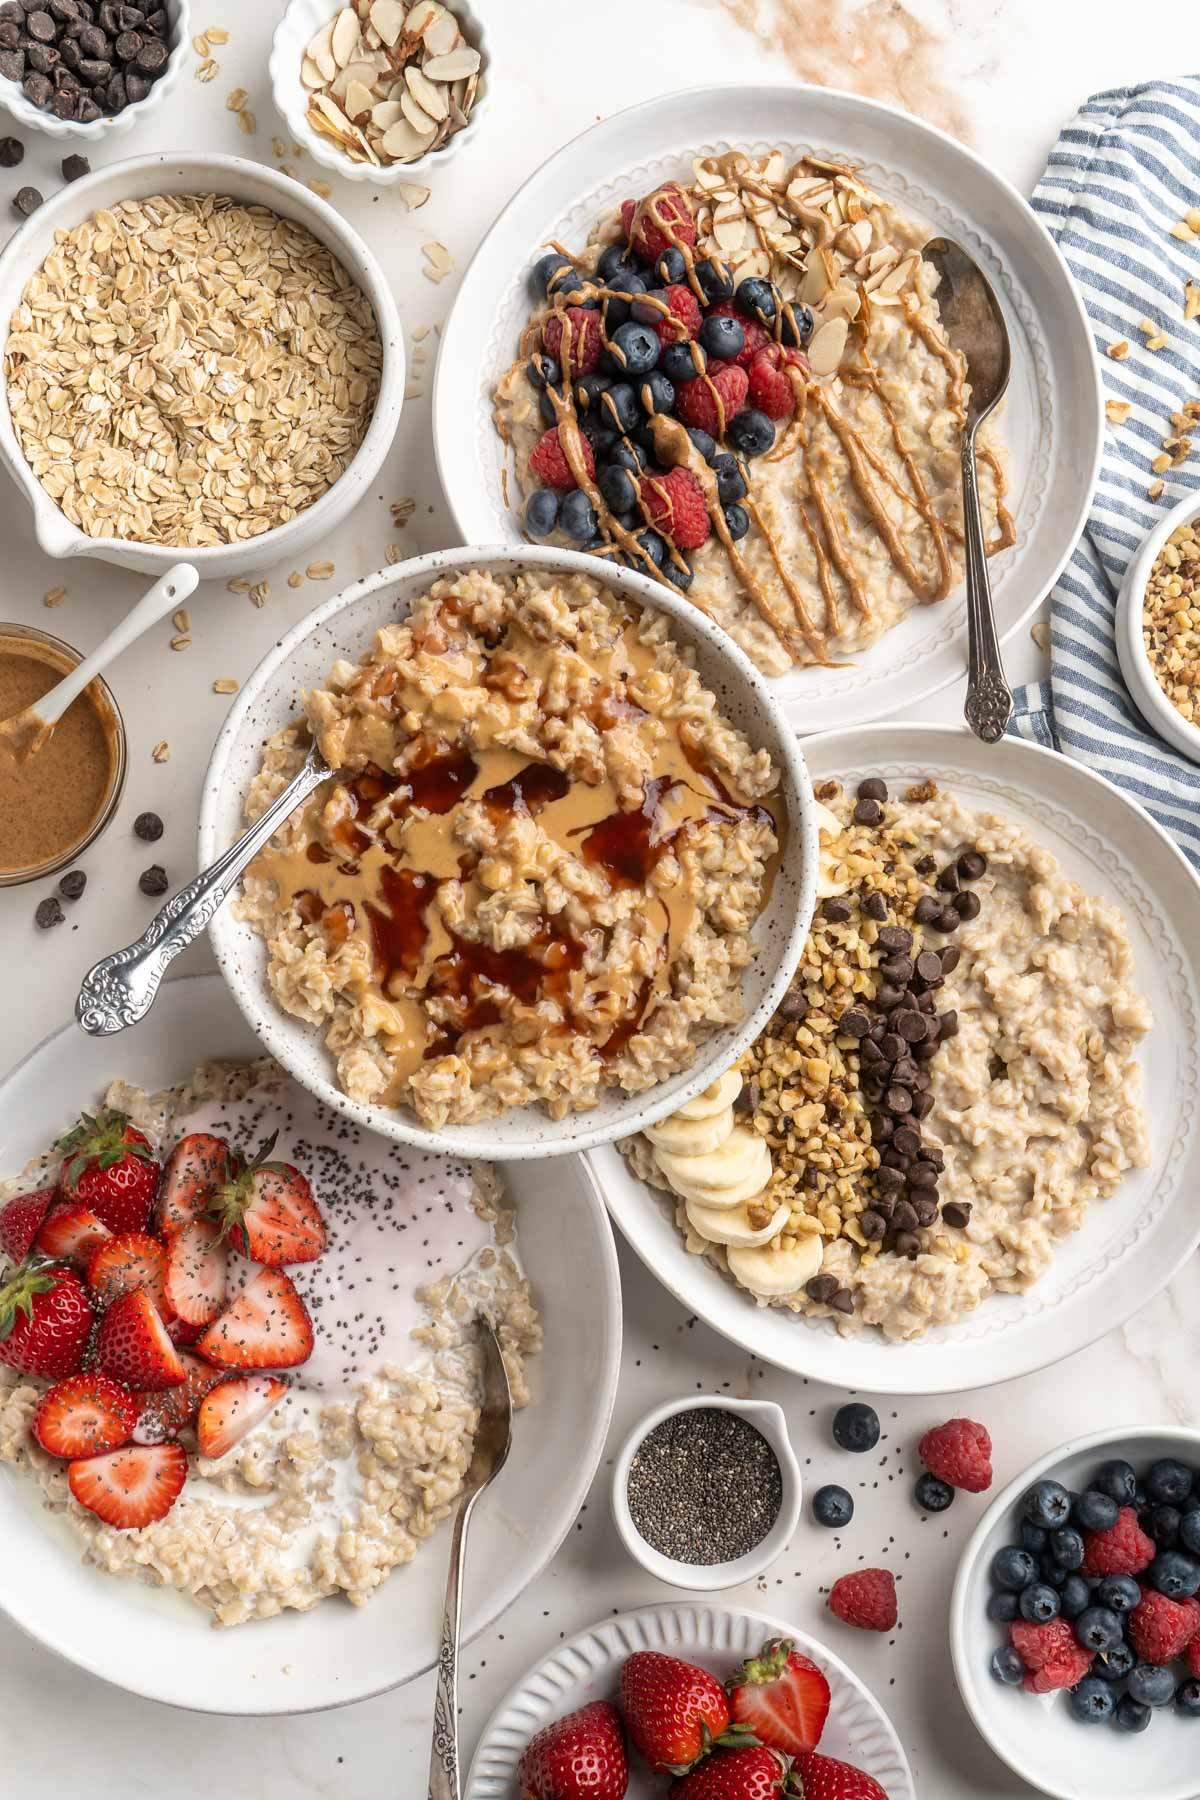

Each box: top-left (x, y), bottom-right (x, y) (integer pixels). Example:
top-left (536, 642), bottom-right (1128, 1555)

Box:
top-left (0, 151), bottom-right (404, 579)
top-left (199, 544), bottom-right (815, 1160)
top-left (1116, 491), bottom-right (1200, 765)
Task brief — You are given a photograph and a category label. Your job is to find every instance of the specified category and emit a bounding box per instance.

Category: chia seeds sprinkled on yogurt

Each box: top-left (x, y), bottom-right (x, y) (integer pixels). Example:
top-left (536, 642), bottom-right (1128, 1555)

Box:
top-left (626, 1406), bottom-right (782, 1565)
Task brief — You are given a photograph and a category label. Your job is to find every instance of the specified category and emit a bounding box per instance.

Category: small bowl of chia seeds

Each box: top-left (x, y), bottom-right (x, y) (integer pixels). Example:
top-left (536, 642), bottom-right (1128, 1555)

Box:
top-left (612, 1394), bottom-right (802, 1591)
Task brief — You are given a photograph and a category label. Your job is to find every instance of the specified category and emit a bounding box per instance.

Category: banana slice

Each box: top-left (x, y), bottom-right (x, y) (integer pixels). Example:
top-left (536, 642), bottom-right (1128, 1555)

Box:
top-left (645, 1107), bottom-right (733, 1158)
top-left (813, 800), bottom-right (844, 841)
top-left (727, 1234), bottom-right (824, 1297)
top-left (674, 1069), bottom-right (743, 1122)
top-left (685, 1197), bottom-right (791, 1247)
top-left (655, 1128), bottom-right (772, 1209)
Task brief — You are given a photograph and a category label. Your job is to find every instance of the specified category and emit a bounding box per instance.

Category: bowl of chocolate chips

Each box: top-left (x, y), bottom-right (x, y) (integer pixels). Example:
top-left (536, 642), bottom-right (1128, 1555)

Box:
top-left (0, 0), bottom-right (189, 137)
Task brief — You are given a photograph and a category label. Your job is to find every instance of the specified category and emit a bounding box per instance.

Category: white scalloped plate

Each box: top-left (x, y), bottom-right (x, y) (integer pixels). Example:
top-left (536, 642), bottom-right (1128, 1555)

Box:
top-left (586, 725), bottom-right (1200, 1394)
top-left (466, 1603), bottom-right (914, 1798)
top-left (434, 84), bottom-right (1100, 734)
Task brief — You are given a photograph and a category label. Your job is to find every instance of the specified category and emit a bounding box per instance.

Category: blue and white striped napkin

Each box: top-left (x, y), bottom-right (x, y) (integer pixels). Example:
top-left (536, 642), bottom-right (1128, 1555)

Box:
top-left (1010, 75), bottom-right (1200, 871)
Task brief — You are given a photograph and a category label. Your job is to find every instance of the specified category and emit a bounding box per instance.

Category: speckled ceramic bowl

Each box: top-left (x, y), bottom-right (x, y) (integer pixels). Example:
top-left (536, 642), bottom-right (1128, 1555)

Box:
top-left (199, 544), bottom-right (815, 1161)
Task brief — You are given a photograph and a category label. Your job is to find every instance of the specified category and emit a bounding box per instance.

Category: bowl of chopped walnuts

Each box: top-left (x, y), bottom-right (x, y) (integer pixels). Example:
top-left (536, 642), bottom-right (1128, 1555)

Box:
top-left (1116, 490), bottom-right (1200, 765)
top-left (0, 0), bottom-right (192, 140)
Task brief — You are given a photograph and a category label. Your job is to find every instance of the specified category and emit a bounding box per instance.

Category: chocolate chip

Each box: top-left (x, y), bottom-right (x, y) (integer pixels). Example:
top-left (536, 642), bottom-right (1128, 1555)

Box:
top-left (957, 850), bottom-right (987, 882)
top-left (915, 854), bottom-right (937, 876)
top-left (853, 796), bottom-right (884, 827)
top-left (97, 0), bottom-right (118, 26)
top-left (860, 1039), bottom-right (883, 1068)
top-left (58, 867), bottom-right (87, 899)
top-left (138, 863), bottom-right (168, 896)
top-left (821, 895), bottom-right (851, 922)
top-left (856, 777), bottom-right (888, 802)
top-left (895, 1009), bottom-right (928, 1044)
top-left (911, 1091), bottom-right (934, 1119)
top-left (829, 1287), bottom-right (855, 1315)
top-left (0, 132), bottom-right (22, 163)
top-left (27, 42), bottom-right (59, 70)
top-left (50, 0), bottom-right (81, 18)
top-left (12, 179), bottom-right (41, 212)
top-left (806, 1273), bottom-right (839, 1305)
top-left (914, 950), bottom-right (943, 984)
top-left (881, 1147), bottom-right (909, 1172)
top-left (867, 1016), bottom-right (886, 1041)
top-left (35, 895), bottom-right (64, 928)
top-left (879, 1031), bottom-right (904, 1062)
top-left (936, 862), bottom-right (959, 892)
top-left (913, 1036), bottom-right (940, 1062)
top-left (0, 19), bottom-right (18, 45)
top-left (875, 983), bottom-right (903, 1011)
top-left (871, 1112), bottom-right (894, 1142)
top-left (0, 3), bottom-right (25, 22)
top-left (913, 1196), bottom-right (940, 1227)
top-left (74, 89), bottom-right (99, 116)
top-left (104, 66), bottom-right (124, 105)
top-left (880, 954), bottom-right (913, 985)
top-left (859, 1209), bottom-right (887, 1241)
top-left (953, 889), bottom-right (981, 921)
top-left (112, 26), bottom-right (138, 56)
top-left (893, 1231), bottom-right (921, 1260)
top-left (891, 1057), bottom-right (920, 1087)
top-left (60, 150), bottom-right (89, 179)
top-left (130, 30), bottom-right (161, 69)
top-left (732, 1081), bottom-right (753, 1114)
top-left (877, 925), bottom-right (912, 954)
top-left (77, 19), bottom-right (106, 51)
top-left (26, 10), bottom-right (56, 40)
top-left (941, 1201), bottom-right (972, 1229)
top-left (885, 1085), bottom-right (912, 1114)
top-left (890, 1125), bottom-right (920, 1158)
top-left (116, 3), bottom-right (143, 25)
top-left (53, 63), bottom-right (80, 87)
top-left (776, 989), bottom-right (807, 1023)
top-left (937, 1010), bottom-right (958, 1040)
top-left (913, 895), bottom-right (941, 925)
top-left (875, 1164), bottom-right (905, 1195)
top-left (49, 81), bottom-right (74, 111)
top-left (938, 944), bottom-right (961, 975)
top-left (123, 64), bottom-right (145, 97)
top-left (839, 1006), bottom-right (870, 1038)
top-left (861, 891), bottom-right (887, 921)
top-left (908, 1159), bottom-right (938, 1189)
top-left (891, 1198), bottom-right (919, 1233)
top-left (133, 808), bottom-right (163, 840)
top-left (935, 907), bottom-right (960, 934)
top-left (143, 6), bottom-right (166, 31)
top-left (77, 54), bottom-right (111, 80)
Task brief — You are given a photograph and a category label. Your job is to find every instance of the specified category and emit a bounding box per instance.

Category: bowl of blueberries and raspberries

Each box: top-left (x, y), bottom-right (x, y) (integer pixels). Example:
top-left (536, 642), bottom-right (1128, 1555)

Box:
top-left (951, 1427), bottom-right (1200, 1800)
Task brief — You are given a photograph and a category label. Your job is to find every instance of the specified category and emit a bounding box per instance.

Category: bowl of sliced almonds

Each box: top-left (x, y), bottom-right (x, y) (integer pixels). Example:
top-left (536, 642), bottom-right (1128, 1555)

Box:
top-left (270, 0), bottom-right (486, 186)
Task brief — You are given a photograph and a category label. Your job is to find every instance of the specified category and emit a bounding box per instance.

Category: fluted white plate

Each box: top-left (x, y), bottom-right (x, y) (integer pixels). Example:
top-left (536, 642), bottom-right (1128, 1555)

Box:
top-left (466, 1603), bottom-right (914, 1798)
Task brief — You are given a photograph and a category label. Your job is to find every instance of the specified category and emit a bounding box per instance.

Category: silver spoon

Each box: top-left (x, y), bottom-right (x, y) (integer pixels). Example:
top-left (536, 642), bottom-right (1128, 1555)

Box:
top-left (75, 739), bottom-right (332, 1036)
top-left (428, 1316), bottom-right (514, 1800)
top-left (921, 236), bottom-right (1014, 744)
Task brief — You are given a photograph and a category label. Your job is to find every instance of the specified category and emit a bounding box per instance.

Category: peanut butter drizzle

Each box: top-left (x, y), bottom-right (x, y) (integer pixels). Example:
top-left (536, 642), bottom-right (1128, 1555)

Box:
top-left (977, 443), bottom-right (1017, 551)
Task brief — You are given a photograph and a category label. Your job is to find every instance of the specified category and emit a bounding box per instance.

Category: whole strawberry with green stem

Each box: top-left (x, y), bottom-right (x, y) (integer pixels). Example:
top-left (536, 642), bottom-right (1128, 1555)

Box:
top-left (788, 1750), bottom-right (888, 1799)
top-left (671, 1746), bottom-right (789, 1798)
top-left (56, 1109), bottom-right (160, 1235)
top-left (209, 1132), bottom-right (326, 1266)
top-left (516, 1700), bottom-right (628, 1799)
top-left (0, 1261), bottom-right (93, 1378)
top-left (619, 1651), bottom-right (751, 1776)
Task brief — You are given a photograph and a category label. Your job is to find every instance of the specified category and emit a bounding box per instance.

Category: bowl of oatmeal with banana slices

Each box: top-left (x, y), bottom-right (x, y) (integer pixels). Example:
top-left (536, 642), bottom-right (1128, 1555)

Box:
top-left (201, 546), bottom-right (814, 1160)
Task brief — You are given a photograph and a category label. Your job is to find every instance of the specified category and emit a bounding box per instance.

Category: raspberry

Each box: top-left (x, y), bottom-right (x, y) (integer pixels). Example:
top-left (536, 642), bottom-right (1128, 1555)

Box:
top-left (640, 467), bottom-right (711, 551)
top-left (543, 307), bottom-right (602, 375)
top-left (1187, 1632), bottom-right (1200, 1678)
top-left (654, 283), bottom-right (703, 345)
top-left (675, 361), bottom-right (749, 436)
top-left (918, 1419), bottom-right (993, 1494)
top-left (1009, 1620), bottom-right (1092, 1695)
top-left (529, 426), bottom-right (595, 493)
top-left (1129, 1589), bottom-right (1199, 1663)
top-left (747, 344), bottom-right (806, 420)
top-left (708, 300), bottom-right (773, 367)
top-left (828, 1567), bottom-right (897, 1632)
top-left (620, 183), bottom-right (696, 262)
top-left (1080, 1506), bottom-right (1156, 1578)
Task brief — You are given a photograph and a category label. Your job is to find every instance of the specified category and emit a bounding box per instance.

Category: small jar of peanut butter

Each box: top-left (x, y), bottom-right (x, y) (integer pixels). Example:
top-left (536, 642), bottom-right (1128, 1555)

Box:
top-left (0, 623), bottom-right (126, 887)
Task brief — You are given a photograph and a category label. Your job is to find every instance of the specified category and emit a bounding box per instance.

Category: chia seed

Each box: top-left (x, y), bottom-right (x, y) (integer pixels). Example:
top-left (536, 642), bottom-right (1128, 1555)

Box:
top-left (626, 1406), bottom-right (782, 1565)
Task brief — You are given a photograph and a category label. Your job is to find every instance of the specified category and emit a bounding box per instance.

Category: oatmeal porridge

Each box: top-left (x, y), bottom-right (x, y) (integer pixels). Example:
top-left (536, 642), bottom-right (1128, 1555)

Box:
top-left (237, 565), bottom-right (782, 1128)
top-left (0, 1060), bottom-right (540, 1627)
top-left (621, 778), bottom-right (1152, 1342)
top-left (493, 150), bottom-right (1014, 678)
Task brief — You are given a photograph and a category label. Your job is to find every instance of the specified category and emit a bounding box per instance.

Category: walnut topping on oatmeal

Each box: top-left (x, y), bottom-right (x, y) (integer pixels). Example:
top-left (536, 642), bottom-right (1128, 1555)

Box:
top-left (1142, 515), bottom-right (1200, 722)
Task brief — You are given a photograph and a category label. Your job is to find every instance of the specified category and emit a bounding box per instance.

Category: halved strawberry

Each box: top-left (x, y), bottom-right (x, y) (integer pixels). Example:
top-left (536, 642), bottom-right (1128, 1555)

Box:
top-left (32, 1371), bottom-right (139, 1459)
top-left (196, 1374), bottom-right (288, 1459)
top-left (212, 1134), bottom-right (326, 1267)
top-left (57, 1109), bottom-right (160, 1235)
top-left (165, 1315), bottom-right (206, 1349)
top-left (163, 1219), bottom-right (227, 1325)
top-left (155, 1132), bottom-right (231, 1237)
top-left (727, 1637), bottom-right (831, 1757)
top-left (0, 1262), bottom-right (93, 1379)
top-left (96, 1288), bottom-right (185, 1392)
top-left (196, 1267), bottom-right (313, 1371)
top-left (34, 1202), bottom-right (111, 1265)
top-left (131, 1350), bottom-right (222, 1445)
top-left (86, 1231), bottom-right (169, 1315)
top-left (0, 1188), bottom-right (52, 1264)
top-left (68, 1441), bottom-right (187, 1530)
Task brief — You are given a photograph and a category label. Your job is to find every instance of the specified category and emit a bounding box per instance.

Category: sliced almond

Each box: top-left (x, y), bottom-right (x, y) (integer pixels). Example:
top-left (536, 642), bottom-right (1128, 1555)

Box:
top-left (301, 55), bottom-right (325, 88)
top-left (400, 88), bottom-right (436, 134)
top-left (345, 78), bottom-right (374, 120)
top-left (807, 314), bottom-right (849, 376)
top-left (838, 218), bottom-right (873, 257)
top-left (381, 116), bottom-right (436, 159)
top-left (421, 8), bottom-right (460, 55)
top-left (799, 246), bottom-right (831, 304)
top-left (306, 19), bottom-right (338, 80)
top-left (370, 0), bottom-right (406, 44)
top-left (371, 97), bottom-right (404, 127)
top-left (878, 255), bottom-right (917, 296)
top-left (405, 0), bottom-right (441, 34)
top-left (406, 63), bottom-right (448, 119)
top-left (397, 181), bottom-right (431, 209)
top-left (330, 7), bottom-right (361, 66)
top-left (422, 45), bottom-right (480, 80)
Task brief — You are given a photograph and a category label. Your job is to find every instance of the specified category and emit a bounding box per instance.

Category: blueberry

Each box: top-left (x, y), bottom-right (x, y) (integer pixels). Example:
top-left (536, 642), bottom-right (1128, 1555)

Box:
top-left (1060, 1575), bottom-right (1092, 1620)
top-left (599, 383), bottom-right (641, 435)
top-left (662, 341), bottom-right (704, 384)
top-left (610, 511), bottom-right (637, 534)
top-left (1148, 1458), bottom-right (1194, 1507)
top-left (986, 1591), bottom-right (1019, 1623)
top-left (632, 529), bottom-right (666, 569)
top-left (599, 464), bottom-right (638, 514)
top-left (990, 1645), bottom-right (1024, 1686)
top-left (603, 272), bottom-right (647, 331)
top-left (661, 556), bottom-right (693, 592)
top-left (700, 313), bottom-right (745, 361)
top-left (780, 300), bottom-right (814, 346)
top-left (1181, 1509), bottom-right (1200, 1556)
top-left (638, 371), bottom-right (675, 418)
top-left (606, 320), bottom-right (660, 377)
top-left (1074, 1606), bottom-right (1123, 1652)
top-left (1149, 1550), bottom-right (1200, 1598)
top-left (539, 387), bottom-right (562, 426)
top-left (1023, 1479), bottom-right (1073, 1530)
top-left (915, 1473), bottom-right (955, 1514)
top-left (713, 452), bottom-right (748, 505)
top-left (631, 290), bottom-right (669, 328)
top-left (1072, 1488), bottom-right (1119, 1533)
top-left (573, 373), bottom-right (611, 414)
top-left (1128, 1662), bottom-right (1176, 1708)
top-left (1114, 1695), bottom-right (1151, 1734)
top-left (1098, 1575), bottom-right (1142, 1615)
top-left (1020, 1523), bottom-right (1049, 1555)
top-left (1092, 1459), bottom-right (1138, 1506)
top-left (608, 436), bottom-right (647, 475)
top-left (832, 1403), bottom-right (879, 1454)
top-left (559, 491), bottom-right (597, 542)
top-left (1093, 1641), bottom-right (1135, 1682)
top-left (653, 246), bottom-right (687, 284)
top-left (695, 257), bottom-right (735, 303)
top-left (727, 408), bottom-right (775, 458)
top-left (523, 489), bottom-right (559, 539)
top-left (813, 1484), bottom-right (854, 1529)
top-left (1067, 1677), bottom-right (1116, 1724)
top-left (1019, 1583), bottom-right (1061, 1623)
top-left (1145, 1504), bottom-right (1181, 1549)
top-left (526, 352), bottom-right (561, 390)
top-left (581, 422), bottom-right (618, 461)
top-left (1177, 1678), bottom-right (1200, 1717)
top-left (1040, 1561), bottom-right (1071, 1590)
top-left (1049, 1527), bottom-right (1085, 1572)
top-left (550, 268), bottom-right (589, 305)
top-left (530, 251), bottom-right (573, 298)
top-left (736, 275), bottom-right (778, 325)
top-left (597, 243), bottom-right (637, 284)
top-left (991, 1547), bottom-right (1038, 1592)
top-left (721, 503), bottom-right (750, 542)
top-left (685, 426), bottom-right (717, 463)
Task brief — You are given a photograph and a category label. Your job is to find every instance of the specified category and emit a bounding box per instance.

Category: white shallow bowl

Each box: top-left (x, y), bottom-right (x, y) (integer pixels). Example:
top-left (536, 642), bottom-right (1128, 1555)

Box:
top-left (270, 0), bottom-right (488, 186)
top-left (610, 1395), bottom-right (802, 1591)
top-left (586, 723), bottom-right (1200, 1394)
top-left (466, 1602), bottom-right (915, 1799)
top-left (0, 0), bottom-right (190, 142)
top-left (0, 152), bottom-right (405, 581)
top-left (434, 82), bottom-right (1101, 735)
top-left (1115, 489), bottom-right (1200, 764)
top-left (0, 973), bottom-right (623, 1715)
top-left (200, 542), bottom-right (815, 1161)
top-left (952, 1426), bottom-right (1200, 1800)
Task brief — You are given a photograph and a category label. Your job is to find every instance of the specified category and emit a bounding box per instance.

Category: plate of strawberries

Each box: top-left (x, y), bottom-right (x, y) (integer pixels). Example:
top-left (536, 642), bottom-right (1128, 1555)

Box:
top-left (466, 1602), bottom-right (913, 1799)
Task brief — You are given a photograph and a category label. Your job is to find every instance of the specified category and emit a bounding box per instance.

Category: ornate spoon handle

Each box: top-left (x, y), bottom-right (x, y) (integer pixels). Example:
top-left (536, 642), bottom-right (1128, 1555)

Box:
top-left (427, 1488), bottom-right (479, 1800)
top-left (961, 423), bottom-right (1014, 745)
top-left (75, 744), bottom-right (330, 1037)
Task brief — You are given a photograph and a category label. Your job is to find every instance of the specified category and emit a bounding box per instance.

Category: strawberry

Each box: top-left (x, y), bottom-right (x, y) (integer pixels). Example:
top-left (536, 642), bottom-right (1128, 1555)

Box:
top-left (619, 1651), bottom-right (745, 1775)
top-left (57, 1109), bottom-right (160, 1235)
top-left (34, 1201), bottom-right (111, 1265)
top-left (165, 1314), bottom-right (206, 1349)
top-left (1009, 1619), bottom-right (1093, 1695)
top-left (196, 1267), bottom-right (313, 1371)
top-left (641, 467), bottom-right (712, 551)
top-left (96, 1288), bottom-right (185, 1392)
top-left (827, 1568), bottom-right (897, 1633)
top-left (86, 1231), bottom-right (169, 1315)
top-left (675, 361), bottom-right (749, 437)
top-left (1129, 1588), bottom-right (1198, 1663)
top-left (917, 1418), bottom-right (992, 1493)
top-left (32, 1371), bottom-right (138, 1459)
top-left (155, 1132), bottom-right (231, 1237)
top-left (164, 1218), bottom-right (228, 1325)
top-left (1080, 1506), bottom-right (1156, 1577)
top-left (727, 1637), bottom-right (830, 1757)
top-left (654, 283), bottom-right (704, 345)
top-left (196, 1374), bottom-right (288, 1460)
top-left (515, 1700), bottom-right (628, 1800)
top-left (621, 183), bottom-right (697, 262)
top-left (707, 302), bottom-right (773, 369)
top-left (746, 345), bottom-right (807, 420)
top-left (68, 1440), bottom-right (187, 1531)
top-left (210, 1133), bottom-right (326, 1266)
top-left (132, 1350), bottom-right (221, 1445)
top-left (0, 1261), bottom-right (92, 1378)
top-left (671, 1746), bottom-right (788, 1799)
top-left (543, 306), bottom-right (603, 375)
top-left (529, 424), bottom-right (595, 493)
top-left (0, 1188), bottom-right (52, 1264)
top-left (788, 1750), bottom-right (888, 1800)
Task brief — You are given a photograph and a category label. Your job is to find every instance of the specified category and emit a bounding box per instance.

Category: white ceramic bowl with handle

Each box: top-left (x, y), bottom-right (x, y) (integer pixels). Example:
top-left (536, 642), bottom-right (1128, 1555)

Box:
top-left (0, 0), bottom-right (191, 142)
top-left (1115, 489), bottom-right (1200, 765)
top-left (0, 151), bottom-right (405, 580)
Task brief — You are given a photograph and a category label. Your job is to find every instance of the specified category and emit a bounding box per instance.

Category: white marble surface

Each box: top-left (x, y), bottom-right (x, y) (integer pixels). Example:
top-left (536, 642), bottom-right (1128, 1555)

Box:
top-left (2, 1), bottom-right (1198, 1794)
